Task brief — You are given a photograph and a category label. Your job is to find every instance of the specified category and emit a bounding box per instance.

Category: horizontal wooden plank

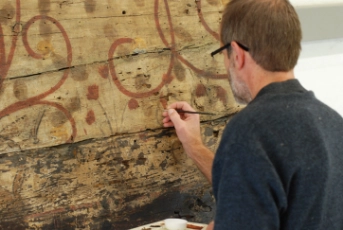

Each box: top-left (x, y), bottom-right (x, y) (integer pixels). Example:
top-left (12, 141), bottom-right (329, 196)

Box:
top-left (0, 1), bottom-right (236, 228)
top-left (0, 49), bottom-right (238, 154)
top-left (0, 115), bottom-right (230, 229)
top-left (0, 0), bottom-right (239, 154)
top-left (1, 0), bottom-right (223, 78)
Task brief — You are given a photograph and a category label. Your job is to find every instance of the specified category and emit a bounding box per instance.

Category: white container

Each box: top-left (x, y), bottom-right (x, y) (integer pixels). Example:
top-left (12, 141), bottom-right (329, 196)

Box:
top-left (164, 218), bottom-right (187, 230)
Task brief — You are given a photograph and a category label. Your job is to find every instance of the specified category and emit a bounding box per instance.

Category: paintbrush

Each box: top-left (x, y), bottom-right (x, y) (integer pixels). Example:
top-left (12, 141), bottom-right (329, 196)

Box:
top-left (164, 109), bottom-right (216, 116)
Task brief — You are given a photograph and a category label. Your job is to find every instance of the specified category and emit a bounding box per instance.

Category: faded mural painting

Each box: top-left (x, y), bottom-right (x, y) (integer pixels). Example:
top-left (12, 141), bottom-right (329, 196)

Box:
top-left (0, 0), bottom-right (238, 229)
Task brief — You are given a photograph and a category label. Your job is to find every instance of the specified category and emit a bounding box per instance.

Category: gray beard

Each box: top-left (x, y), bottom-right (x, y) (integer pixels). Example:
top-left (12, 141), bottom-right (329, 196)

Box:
top-left (228, 68), bottom-right (252, 105)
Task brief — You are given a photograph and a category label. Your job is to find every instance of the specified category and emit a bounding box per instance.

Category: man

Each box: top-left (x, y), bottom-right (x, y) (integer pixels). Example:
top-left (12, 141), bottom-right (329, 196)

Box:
top-left (162, 0), bottom-right (343, 229)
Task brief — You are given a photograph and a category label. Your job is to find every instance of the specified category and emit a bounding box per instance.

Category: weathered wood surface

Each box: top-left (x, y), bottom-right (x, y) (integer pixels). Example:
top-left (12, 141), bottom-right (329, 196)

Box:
top-left (0, 117), bottom-right (230, 229)
top-left (0, 0), bottom-right (239, 229)
top-left (0, 0), bottom-right (239, 154)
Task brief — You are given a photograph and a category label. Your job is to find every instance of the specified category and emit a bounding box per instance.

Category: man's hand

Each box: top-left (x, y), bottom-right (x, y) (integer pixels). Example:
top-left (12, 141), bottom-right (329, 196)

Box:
top-left (162, 101), bottom-right (214, 183)
top-left (162, 101), bottom-right (203, 152)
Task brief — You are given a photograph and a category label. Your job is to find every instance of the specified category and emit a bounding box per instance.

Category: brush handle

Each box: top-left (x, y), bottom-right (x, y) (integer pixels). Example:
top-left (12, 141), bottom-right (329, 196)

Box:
top-left (175, 109), bottom-right (216, 116)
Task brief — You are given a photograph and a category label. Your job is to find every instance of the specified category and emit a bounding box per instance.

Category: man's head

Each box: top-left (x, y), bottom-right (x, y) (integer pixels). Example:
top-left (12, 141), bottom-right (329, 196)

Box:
top-left (221, 0), bottom-right (302, 72)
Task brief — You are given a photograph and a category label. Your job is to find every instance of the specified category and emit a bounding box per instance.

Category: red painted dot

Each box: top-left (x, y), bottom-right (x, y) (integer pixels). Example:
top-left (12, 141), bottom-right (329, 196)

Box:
top-left (128, 98), bottom-right (139, 110)
top-left (195, 84), bottom-right (207, 97)
top-left (216, 86), bottom-right (228, 105)
top-left (98, 65), bottom-right (109, 79)
top-left (86, 110), bottom-right (96, 125)
top-left (87, 85), bottom-right (99, 100)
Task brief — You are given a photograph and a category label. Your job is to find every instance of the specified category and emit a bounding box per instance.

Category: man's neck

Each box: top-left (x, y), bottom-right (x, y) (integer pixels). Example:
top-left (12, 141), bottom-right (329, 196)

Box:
top-left (248, 68), bottom-right (295, 99)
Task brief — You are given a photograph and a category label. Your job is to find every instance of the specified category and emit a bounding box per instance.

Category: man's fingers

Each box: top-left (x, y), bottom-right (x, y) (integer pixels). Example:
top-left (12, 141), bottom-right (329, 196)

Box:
top-left (167, 109), bottom-right (178, 120)
top-left (167, 109), bottom-right (183, 128)
top-left (162, 116), bottom-right (170, 123)
top-left (163, 122), bottom-right (174, 128)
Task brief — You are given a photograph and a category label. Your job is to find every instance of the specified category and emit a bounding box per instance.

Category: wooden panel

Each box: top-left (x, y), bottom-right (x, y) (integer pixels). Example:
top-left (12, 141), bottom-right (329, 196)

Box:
top-left (0, 0), bottom-right (238, 229)
top-left (0, 116), bottom-right (230, 229)
top-left (0, 0), bottom-right (239, 154)
top-left (3, 0), bottom-right (224, 78)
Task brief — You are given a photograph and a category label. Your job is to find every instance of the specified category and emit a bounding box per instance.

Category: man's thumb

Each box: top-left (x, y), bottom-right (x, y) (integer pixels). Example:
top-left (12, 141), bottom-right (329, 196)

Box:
top-left (168, 109), bottom-right (181, 124)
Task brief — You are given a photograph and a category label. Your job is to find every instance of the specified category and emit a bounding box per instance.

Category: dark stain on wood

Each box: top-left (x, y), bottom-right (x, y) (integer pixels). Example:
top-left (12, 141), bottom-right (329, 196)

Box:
top-left (134, 0), bottom-right (145, 7)
top-left (113, 189), bottom-right (215, 229)
top-left (204, 127), bottom-right (213, 137)
top-left (206, 137), bottom-right (216, 147)
top-left (173, 59), bottom-right (186, 82)
top-left (71, 66), bottom-right (89, 81)
top-left (174, 26), bottom-right (194, 43)
top-left (0, 3), bottom-right (15, 24)
top-left (116, 139), bottom-right (129, 148)
top-left (121, 159), bottom-right (130, 169)
top-left (136, 152), bottom-right (147, 165)
top-left (51, 53), bottom-right (68, 70)
top-left (13, 79), bottom-right (28, 101)
top-left (39, 20), bottom-right (53, 40)
top-left (66, 96), bottom-right (81, 112)
top-left (147, 128), bottom-right (175, 140)
top-left (131, 139), bottom-right (140, 150)
top-left (159, 159), bottom-right (168, 170)
top-left (213, 130), bottom-right (219, 138)
top-left (0, 116), bottom-right (232, 229)
top-left (84, 0), bottom-right (96, 13)
top-left (0, 207), bottom-right (26, 230)
top-left (135, 74), bottom-right (151, 90)
top-left (206, 0), bottom-right (220, 6)
top-left (103, 23), bottom-right (118, 40)
top-left (50, 110), bottom-right (68, 127)
top-left (38, 0), bottom-right (51, 15)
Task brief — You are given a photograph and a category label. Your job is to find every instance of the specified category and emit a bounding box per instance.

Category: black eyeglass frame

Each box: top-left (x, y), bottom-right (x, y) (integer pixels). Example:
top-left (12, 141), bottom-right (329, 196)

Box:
top-left (211, 41), bottom-right (249, 57)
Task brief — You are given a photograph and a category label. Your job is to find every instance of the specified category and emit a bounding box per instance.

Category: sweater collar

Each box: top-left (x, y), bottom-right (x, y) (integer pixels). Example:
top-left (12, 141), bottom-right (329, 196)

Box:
top-left (254, 79), bottom-right (307, 99)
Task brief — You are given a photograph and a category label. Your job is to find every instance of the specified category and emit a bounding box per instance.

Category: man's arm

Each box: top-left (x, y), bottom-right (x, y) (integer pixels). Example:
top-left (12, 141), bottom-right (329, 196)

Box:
top-left (181, 138), bottom-right (213, 183)
top-left (206, 221), bottom-right (214, 230)
top-left (162, 101), bottom-right (214, 183)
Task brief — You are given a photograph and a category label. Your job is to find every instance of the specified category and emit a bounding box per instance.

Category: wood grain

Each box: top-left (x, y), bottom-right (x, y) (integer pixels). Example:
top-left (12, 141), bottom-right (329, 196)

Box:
top-left (0, 116), bottom-right (231, 229)
top-left (0, 0), bottom-right (239, 228)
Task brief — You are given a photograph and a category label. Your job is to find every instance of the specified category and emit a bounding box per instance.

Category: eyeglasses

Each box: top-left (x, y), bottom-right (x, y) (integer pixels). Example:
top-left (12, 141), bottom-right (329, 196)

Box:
top-left (211, 41), bottom-right (249, 57)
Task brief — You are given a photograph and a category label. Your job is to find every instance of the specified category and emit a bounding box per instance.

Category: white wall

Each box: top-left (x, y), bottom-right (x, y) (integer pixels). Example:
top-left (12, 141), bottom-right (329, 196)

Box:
top-left (290, 0), bottom-right (343, 116)
top-left (295, 38), bottom-right (343, 117)
top-left (290, 0), bottom-right (343, 6)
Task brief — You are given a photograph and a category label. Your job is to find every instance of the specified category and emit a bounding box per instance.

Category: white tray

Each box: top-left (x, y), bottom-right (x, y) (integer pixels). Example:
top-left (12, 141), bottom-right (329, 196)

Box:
top-left (129, 220), bottom-right (208, 230)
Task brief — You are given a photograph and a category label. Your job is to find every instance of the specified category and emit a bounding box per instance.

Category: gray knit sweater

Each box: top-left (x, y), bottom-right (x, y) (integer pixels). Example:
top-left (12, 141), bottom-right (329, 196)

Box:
top-left (212, 79), bottom-right (343, 230)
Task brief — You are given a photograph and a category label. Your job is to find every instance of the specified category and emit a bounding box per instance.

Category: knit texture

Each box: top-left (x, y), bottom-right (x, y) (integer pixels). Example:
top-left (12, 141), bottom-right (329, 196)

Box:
top-left (212, 79), bottom-right (343, 230)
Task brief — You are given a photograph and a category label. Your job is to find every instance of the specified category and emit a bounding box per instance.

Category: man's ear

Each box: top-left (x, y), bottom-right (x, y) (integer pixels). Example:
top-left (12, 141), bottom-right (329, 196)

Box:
top-left (231, 41), bottom-right (245, 70)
